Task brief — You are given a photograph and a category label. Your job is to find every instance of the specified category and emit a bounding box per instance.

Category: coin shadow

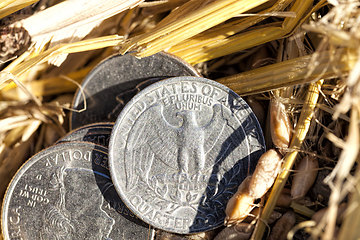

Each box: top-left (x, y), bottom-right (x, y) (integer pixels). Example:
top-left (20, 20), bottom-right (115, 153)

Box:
top-left (73, 77), bottom-right (167, 126)
top-left (189, 98), bottom-right (265, 232)
top-left (90, 150), bottom-right (149, 228)
top-left (78, 128), bottom-right (111, 148)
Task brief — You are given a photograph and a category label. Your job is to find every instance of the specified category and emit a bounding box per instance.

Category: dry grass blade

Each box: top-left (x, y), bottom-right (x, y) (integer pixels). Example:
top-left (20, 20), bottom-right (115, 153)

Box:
top-left (0, 48), bottom-right (31, 91)
top-left (16, 0), bottom-right (143, 49)
top-left (0, 35), bottom-right (123, 90)
top-left (140, 0), bottom-right (189, 15)
top-left (217, 51), bottom-right (354, 96)
top-left (319, 106), bottom-right (359, 240)
top-left (1, 66), bottom-right (92, 99)
top-left (338, 160), bottom-right (360, 240)
top-left (290, 201), bottom-right (315, 218)
top-left (172, 0), bottom-right (326, 64)
top-left (168, 0), bottom-right (293, 55)
top-left (0, 116), bottom-right (35, 132)
top-left (299, 2), bottom-right (360, 238)
top-left (251, 80), bottom-right (323, 240)
top-left (121, 0), bottom-right (270, 56)
top-left (0, 0), bottom-right (38, 19)
top-left (0, 120), bottom-right (40, 200)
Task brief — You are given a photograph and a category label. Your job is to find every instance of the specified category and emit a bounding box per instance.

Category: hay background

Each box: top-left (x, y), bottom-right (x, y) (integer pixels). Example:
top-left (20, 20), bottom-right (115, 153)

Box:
top-left (0, 0), bottom-right (358, 239)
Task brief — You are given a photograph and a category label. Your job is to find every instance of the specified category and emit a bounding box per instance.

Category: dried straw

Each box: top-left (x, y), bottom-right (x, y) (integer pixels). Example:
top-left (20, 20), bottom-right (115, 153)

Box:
top-left (217, 50), bottom-right (354, 95)
top-left (0, 0), bottom-right (38, 19)
top-left (170, 0), bottom-right (327, 64)
top-left (252, 79), bottom-right (323, 240)
top-left (0, 35), bottom-right (123, 91)
top-left (120, 0), bottom-right (270, 56)
top-left (0, 0), bottom-right (359, 239)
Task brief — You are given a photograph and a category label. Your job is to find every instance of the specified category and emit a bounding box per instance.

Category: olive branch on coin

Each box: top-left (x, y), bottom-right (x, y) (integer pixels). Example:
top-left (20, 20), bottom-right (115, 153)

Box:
top-left (136, 162), bottom-right (242, 216)
top-left (197, 163), bottom-right (242, 213)
top-left (138, 173), bottom-right (202, 214)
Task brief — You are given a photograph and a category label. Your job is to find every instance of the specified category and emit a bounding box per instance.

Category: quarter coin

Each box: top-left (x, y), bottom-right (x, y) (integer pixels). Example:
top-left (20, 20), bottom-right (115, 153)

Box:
top-left (109, 76), bottom-right (265, 234)
top-left (1, 142), bottom-right (154, 239)
top-left (70, 52), bottom-right (200, 129)
top-left (57, 122), bottom-right (113, 147)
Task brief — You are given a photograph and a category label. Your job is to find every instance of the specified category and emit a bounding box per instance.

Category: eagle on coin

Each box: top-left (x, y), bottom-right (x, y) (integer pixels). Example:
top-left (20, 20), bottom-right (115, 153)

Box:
top-left (124, 104), bottom-right (244, 190)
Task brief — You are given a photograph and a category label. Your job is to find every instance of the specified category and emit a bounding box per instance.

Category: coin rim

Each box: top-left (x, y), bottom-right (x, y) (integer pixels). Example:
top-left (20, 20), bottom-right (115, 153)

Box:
top-left (108, 76), bottom-right (265, 234)
top-left (55, 122), bottom-right (114, 145)
top-left (69, 51), bottom-right (201, 130)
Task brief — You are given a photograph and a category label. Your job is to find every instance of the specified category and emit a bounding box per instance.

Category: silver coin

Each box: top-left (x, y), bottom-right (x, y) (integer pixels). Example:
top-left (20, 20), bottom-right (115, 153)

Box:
top-left (70, 52), bottom-right (200, 129)
top-left (57, 122), bottom-right (113, 147)
top-left (109, 76), bottom-right (265, 234)
top-left (1, 142), bottom-right (154, 240)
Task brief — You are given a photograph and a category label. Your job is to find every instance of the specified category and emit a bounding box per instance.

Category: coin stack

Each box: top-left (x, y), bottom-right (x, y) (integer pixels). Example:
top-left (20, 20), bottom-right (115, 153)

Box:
top-left (1, 52), bottom-right (265, 240)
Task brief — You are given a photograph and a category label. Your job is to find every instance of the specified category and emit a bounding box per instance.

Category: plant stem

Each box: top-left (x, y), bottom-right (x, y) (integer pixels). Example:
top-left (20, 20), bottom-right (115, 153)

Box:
top-left (251, 79), bottom-right (323, 240)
